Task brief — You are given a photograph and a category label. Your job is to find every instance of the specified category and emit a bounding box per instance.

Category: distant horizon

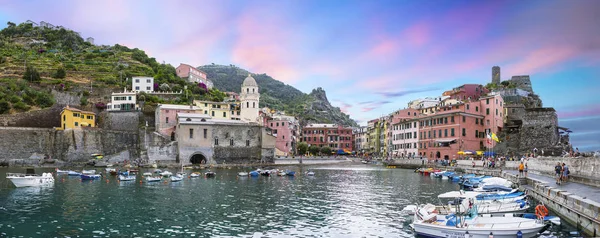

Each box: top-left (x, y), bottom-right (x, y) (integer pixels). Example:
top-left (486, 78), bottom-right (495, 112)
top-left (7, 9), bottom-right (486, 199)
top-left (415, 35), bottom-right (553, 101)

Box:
top-left (1, 0), bottom-right (599, 150)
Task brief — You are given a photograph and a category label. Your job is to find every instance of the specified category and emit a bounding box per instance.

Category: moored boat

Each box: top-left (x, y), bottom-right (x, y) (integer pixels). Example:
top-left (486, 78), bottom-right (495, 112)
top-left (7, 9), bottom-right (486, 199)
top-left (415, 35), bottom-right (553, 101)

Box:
top-left (68, 171), bottom-right (81, 176)
top-left (142, 172), bottom-right (152, 176)
top-left (277, 171), bottom-right (286, 176)
top-left (145, 176), bottom-right (162, 182)
top-left (118, 175), bottom-right (136, 181)
top-left (56, 168), bottom-right (69, 174)
top-left (7, 170), bottom-right (54, 187)
top-left (205, 171), bottom-right (216, 178)
top-left (160, 171), bottom-right (173, 177)
top-left (82, 169), bottom-right (96, 175)
top-left (286, 170), bottom-right (296, 176)
top-left (249, 171), bottom-right (259, 177)
top-left (80, 174), bottom-right (102, 180)
top-left (190, 172), bottom-right (201, 178)
top-left (238, 172), bottom-right (249, 176)
top-left (306, 171), bottom-right (315, 176)
top-left (170, 175), bottom-right (183, 182)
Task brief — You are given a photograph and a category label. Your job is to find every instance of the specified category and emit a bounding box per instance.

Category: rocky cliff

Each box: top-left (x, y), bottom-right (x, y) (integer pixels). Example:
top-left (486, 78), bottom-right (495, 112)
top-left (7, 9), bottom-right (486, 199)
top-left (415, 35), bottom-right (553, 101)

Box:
top-left (301, 87), bottom-right (357, 127)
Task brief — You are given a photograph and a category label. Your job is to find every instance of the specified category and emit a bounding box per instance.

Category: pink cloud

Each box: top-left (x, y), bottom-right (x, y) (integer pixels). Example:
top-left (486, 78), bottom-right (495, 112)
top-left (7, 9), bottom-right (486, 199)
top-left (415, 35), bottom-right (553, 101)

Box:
top-left (558, 105), bottom-right (600, 119)
top-left (507, 46), bottom-right (578, 75)
top-left (402, 21), bottom-right (430, 48)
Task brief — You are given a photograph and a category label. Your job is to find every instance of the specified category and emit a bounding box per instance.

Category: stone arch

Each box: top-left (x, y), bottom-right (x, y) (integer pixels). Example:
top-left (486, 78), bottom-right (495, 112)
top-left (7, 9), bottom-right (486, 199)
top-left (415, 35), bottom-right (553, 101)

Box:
top-left (190, 152), bottom-right (207, 164)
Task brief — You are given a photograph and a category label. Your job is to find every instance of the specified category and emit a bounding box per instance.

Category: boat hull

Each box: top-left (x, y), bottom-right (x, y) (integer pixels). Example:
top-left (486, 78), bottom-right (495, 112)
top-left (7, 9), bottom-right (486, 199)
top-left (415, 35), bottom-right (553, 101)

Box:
top-left (413, 222), bottom-right (544, 238)
top-left (80, 174), bottom-right (101, 180)
top-left (7, 175), bottom-right (54, 187)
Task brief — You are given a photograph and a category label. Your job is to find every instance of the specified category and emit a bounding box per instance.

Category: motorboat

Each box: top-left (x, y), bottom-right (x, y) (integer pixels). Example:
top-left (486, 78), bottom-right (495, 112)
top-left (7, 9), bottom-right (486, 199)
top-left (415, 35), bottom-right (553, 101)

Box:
top-left (68, 171), bottom-right (81, 176)
top-left (55, 168), bottom-right (69, 174)
top-left (105, 168), bottom-right (117, 175)
top-left (142, 172), bottom-right (152, 176)
top-left (286, 170), bottom-right (296, 176)
top-left (170, 175), bottom-right (183, 182)
top-left (118, 175), bottom-right (136, 181)
top-left (82, 169), bottom-right (96, 175)
top-left (249, 171), bottom-right (260, 177)
top-left (205, 171), bottom-right (216, 178)
top-left (80, 174), bottom-right (101, 180)
top-left (306, 171), bottom-right (315, 176)
top-left (145, 176), bottom-right (162, 182)
top-left (361, 160), bottom-right (368, 164)
top-left (6, 171), bottom-right (54, 187)
top-left (238, 172), bottom-right (249, 177)
top-left (260, 170), bottom-right (271, 177)
top-left (153, 169), bottom-right (162, 174)
top-left (404, 191), bottom-right (530, 215)
top-left (127, 169), bottom-right (139, 174)
top-left (176, 172), bottom-right (186, 177)
top-left (160, 171), bottom-right (173, 177)
top-left (411, 204), bottom-right (548, 238)
top-left (190, 172), bottom-right (201, 178)
top-left (277, 171), bottom-right (287, 176)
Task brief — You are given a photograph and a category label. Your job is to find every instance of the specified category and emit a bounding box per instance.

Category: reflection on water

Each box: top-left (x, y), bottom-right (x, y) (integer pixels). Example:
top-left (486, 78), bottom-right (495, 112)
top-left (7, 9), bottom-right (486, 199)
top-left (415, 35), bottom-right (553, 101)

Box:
top-left (0, 166), bottom-right (574, 237)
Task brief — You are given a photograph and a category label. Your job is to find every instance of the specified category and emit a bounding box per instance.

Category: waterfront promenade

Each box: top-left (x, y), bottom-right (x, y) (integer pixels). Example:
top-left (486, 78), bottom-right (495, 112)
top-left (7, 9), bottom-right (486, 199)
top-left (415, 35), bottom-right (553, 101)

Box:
top-left (505, 170), bottom-right (600, 204)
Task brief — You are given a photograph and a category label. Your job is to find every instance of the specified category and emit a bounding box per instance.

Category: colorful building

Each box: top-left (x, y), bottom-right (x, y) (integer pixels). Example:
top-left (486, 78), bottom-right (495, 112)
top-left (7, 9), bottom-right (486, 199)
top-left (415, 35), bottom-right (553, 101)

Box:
top-left (301, 123), bottom-right (353, 152)
top-left (266, 115), bottom-right (299, 156)
top-left (367, 119), bottom-right (380, 155)
top-left (193, 100), bottom-right (234, 120)
top-left (240, 74), bottom-right (260, 123)
top-left (132, 76), bottom-right (154, 93)
top-left (391, 108), bottom-right (420, 158)
top-left (443, 84), bottom-right (488, 101)
top-left (176, 63), bottom-right (213, 88)
top-left (353, 126), bottom-right (368, 154)
top-left (59, 106), bottom-right (96, 130)
top-left (155, 104), bottom-right (202, 137)
top-left (107, 88), bottom-right (137, 111)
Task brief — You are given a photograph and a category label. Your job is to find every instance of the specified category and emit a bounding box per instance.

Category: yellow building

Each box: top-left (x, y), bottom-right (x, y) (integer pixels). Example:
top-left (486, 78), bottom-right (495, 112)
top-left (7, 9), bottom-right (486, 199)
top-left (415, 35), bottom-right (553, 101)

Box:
top-left (193, 100), bottom-right (237, 120)
top-left (59, 106), bottom-right (96, 130)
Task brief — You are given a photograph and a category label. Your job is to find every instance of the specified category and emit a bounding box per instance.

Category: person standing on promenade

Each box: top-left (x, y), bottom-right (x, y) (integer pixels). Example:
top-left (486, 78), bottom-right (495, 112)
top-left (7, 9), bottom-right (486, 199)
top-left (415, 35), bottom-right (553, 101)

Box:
top-left (555, 163), bottom-right (562, 185)
top-left (524, 163), bottom-right (528, 177)
top-left (562, 163), bottom-right (569, 183)
top-left (518, 162), bottom-right (525, 177)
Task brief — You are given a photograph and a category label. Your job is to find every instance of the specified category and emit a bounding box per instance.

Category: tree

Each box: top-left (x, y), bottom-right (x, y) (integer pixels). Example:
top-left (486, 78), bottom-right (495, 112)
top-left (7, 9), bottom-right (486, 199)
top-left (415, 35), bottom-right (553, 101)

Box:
top-left (35, 92), bottom-right (54, 108)
top-left (80, 96), bottom-right (88, 106)
top-left (320, 146), bottom-right (332, 155)
top-left (0, 100), bottom-right (10, 114)
top-left (297, 142), bottom-right (308, 156)
top-left (53, 67), bottom-right (66, 79)
top-left (309, 145), bottom-right (320, 156)
top-left (23, 65), bottom-right (41, 82)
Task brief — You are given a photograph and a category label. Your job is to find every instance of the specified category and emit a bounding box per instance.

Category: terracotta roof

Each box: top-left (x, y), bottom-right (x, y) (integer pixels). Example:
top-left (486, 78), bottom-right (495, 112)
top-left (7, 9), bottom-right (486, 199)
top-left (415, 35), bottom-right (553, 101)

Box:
top-left (62, 106), bottom-right (95, 115)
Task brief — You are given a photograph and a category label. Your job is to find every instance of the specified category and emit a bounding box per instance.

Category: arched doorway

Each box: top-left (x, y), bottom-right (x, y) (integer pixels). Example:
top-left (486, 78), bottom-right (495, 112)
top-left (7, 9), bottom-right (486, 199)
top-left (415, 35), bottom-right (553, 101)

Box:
top-left (190, 153), bottom-right (207, 164)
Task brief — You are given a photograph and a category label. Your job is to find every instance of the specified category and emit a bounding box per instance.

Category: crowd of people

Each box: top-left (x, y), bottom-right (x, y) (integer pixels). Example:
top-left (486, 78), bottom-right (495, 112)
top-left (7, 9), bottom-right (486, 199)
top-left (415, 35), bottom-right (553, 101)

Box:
top-left (554, 162), bottom-right (570, 185)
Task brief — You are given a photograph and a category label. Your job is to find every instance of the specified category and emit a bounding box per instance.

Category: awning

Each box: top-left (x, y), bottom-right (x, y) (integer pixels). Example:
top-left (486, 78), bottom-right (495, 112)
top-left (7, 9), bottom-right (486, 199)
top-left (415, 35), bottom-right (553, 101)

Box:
top-left (81, 122), bottom-right (89, 127)
top-left (435, 139), bottom-right (456, 143)
top-left (476, 151), bottom-right (484, 155)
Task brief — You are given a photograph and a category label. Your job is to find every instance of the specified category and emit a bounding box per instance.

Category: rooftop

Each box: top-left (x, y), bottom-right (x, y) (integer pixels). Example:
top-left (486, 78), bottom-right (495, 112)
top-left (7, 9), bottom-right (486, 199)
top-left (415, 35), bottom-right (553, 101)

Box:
top-left (158, 104), bottom-right (200, 110)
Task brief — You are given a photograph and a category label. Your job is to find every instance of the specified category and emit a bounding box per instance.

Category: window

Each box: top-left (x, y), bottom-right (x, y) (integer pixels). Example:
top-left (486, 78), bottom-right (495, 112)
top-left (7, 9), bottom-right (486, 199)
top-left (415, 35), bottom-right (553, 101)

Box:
top-left (283, 135), bottom-right (285, 139)
top-left (467, 104), bottom-right (470, 110)
top-left (428, 131), bottom-right (431, 138)
top-left (451, 128), bottom-right (455, 136)
top-left (439, 130), bottom-right (442, 138)
top-left (486, 99), bottom-right (489, 104)
top-left (444, 129), bottom-right (448, 137)
top-left (476, 118), bottom-right (479, 124)
top-left (496, 109), bottom-right (498, 115)
top-left (204, 110), bottom-right (208, 114)
top-left (75, 122), bottom-right (79, 127)
top-left (451, 116), bottom-right (455, 123)
top-left (282, 122), bottom-right (285, 126)
top-left (223, 112), bottom-right (226, 117)
top-left (444, 117), bottom-right (448, 124)
top-left (246, 102), bottom-right (249, 108)
top-left (166, 117), bottom-right (169, 123)
top-left (476, 106), bottom-right (479, 112)
top-left (146, 79), bottom-right (151, 83)
top-left (135, 86), bottom-right (140, 90)
top-left (213, 138), bottom-right (219, 145)
top-left (246, 88), bottom-right (249, 93)
top-left (414, 132), bottom-right (417, 139)
top-left (135, 79), bottom-right (139, 83)
top-left (276, 122), bottom-right (279, 126)
top-left (212, 111), bottom-right (215, 117)
top-left (252, 88), bottom-right (255, 93)
top-left (253, 102), bottom-right (255, 108)
top-left (462, 128), bottom-right (466, 136)
top-left (128, 96), bottom-right (132, 100)
top-left (271, 123), bottom-right (273, 127)
top-left (146, 86), bottom-right (151, 91)
top-left (246, 140), bottom-right (250, 146)
top-left (63, 115), bottom-right (66, 121)
top-left (230, 139), bottom-right (234, 146)
top-left (189, 129), bottom-right (194, 138)
top-left (486, 108), bottom-right (490, 115)
top-left (475, 130), bottom-right (478, 138)
top-left (203, 129), bottom-right (207, 139)
top-left (462, 116), bottom-right (465, 122)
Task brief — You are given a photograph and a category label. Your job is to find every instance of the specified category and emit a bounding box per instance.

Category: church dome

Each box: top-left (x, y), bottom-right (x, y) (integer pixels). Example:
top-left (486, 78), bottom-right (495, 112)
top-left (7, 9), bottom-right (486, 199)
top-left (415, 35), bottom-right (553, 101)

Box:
top-left (242, 74), bottom-right (258, 87)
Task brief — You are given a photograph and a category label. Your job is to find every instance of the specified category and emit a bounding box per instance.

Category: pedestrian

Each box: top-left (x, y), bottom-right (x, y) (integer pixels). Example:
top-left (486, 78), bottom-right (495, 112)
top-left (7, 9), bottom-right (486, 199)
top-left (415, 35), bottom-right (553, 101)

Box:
top-left (518, 162), bottom-right (525, 177)
top-left (554, 162), bottom-right (562, 185)
top-left (562, 163), bottom-right (569, 182)
top-left (524, 163), bottom-right (528, 177)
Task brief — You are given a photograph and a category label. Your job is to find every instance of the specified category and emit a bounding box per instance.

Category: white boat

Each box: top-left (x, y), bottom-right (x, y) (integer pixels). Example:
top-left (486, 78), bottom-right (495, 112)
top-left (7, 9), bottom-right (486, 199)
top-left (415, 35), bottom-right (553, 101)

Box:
top-left (306, 171), bottom-right (315, 176)
top-left (160, 171), bottom-right (173, 177)
top-left (238, 172), bottom-right (249, 176)
top-left (190, 172), bottom-right (201, 178)
top-left (56, 169), bottom-right (69, 174)
top-left (278, 171), bottom-right (287, 176)
top-left (361, 160), bottom-right (368, 164)
top-left (439, 191), bottom-right (526, 205)
top-left (170, 175), bottom-right (183, 182)
top-left (145, 176), bottom-right (162, 182)
top-left (142, 172), bottom-right (152, 176)
top-left (105, 168), bottom-right (116, 173)
top-left (406, 192), bottom-right (529, 215)
top-left (412, 205), bottom-right (547, 238)
top-left (176, 172), bottom-right (186, 177)
top-left (68, 171), bottom-right (81, 176)
top-left (118, 175), bottom-right (136, 181)
top-left (442, 176), bottom-right (449, 180)
top-left (7, 172), bottom-right (54, 187)
top-left (82, 170), bottom-right (96, 175)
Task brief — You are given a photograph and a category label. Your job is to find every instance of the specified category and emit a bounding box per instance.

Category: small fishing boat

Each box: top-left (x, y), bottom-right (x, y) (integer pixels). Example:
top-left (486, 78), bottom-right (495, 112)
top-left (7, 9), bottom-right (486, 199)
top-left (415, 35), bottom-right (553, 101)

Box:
top-left (170, 175), bottom-right (183, 182)
top-left (160, 171), bottom-right (173, 177)
top-left (153, 169), bottom-right (162, 174)
top-left (145, 176), bottom-right (162, 182)
top-left (6, 169), bottom-right (54, 187)
top-left (249, 171), bottom-right (260, 177)
top-left (238, 172), bottom-right (249, 176)
top-left (306, 171), bottom-right (315, 176)
top-left (80, 174), bottom-right (102, 180)
top-left (82, 169), bottom-right (96, 175)
top-left (128, 169), bottom-right (139, 174)
top-left (277, 171), bottom-right (286, 176)
top-left (205, 171), bottom-right (216, 178)
top-left (68, 171), bottom-right (81, 176)
top-left (260, 170), bottom-right (271, 177)
top-left (142, 172), bottom-right (152, 176)
top-left (55, 168), bottom-right (69, 174)
top-left (286, 170), bottom-right (296, 176)
top-left (190, 172), bottom-right (201, 178)
top-left (118, 175), bottom-right (136, 181)
top-left (105, 168), bottom-right (117, 175)
top-left (361, 160), bottom-right (368, 164)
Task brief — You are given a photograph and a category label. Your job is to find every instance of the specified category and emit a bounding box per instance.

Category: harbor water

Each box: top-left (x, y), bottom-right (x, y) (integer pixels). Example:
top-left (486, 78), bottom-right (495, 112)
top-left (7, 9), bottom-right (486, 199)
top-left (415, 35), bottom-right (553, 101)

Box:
top-left (0, 166), bottom-right (577, 237)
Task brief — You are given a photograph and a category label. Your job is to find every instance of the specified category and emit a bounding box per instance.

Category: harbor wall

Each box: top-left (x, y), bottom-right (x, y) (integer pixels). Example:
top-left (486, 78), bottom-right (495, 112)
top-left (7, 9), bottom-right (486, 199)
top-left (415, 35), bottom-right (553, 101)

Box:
top-left (0, 127), bottom-right (139, 166)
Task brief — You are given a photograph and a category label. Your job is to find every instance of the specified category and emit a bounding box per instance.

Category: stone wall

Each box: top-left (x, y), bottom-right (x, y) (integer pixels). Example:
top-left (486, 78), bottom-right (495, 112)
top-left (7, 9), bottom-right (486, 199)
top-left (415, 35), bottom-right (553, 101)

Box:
top-left (0, 104), bottom-right (61, 128)
top-left (519, 108), bottom-right (560, 152)
top-left (0, 127), bottom-right (139, 165)
top-left (98, 111), bottom-right (140, 131)
top-left (144, 131), bottom-right (178, 164)
top-left (52, 90), bottom-right (82, 106)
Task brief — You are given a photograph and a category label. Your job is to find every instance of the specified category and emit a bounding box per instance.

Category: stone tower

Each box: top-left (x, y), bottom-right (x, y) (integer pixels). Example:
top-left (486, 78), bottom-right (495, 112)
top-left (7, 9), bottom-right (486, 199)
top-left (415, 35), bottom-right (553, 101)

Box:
top-left (492, 66), bottom-right (501, 84)
top-left (240, 74), bottom-right (260, 123)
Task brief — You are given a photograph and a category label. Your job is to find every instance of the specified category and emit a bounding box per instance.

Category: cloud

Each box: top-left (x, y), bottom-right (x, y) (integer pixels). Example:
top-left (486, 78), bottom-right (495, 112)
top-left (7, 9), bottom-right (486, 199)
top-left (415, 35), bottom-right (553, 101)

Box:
top-left (378, 87), bottom-right (440, 98)
top-left (557, 104), bottom-right (600, 119)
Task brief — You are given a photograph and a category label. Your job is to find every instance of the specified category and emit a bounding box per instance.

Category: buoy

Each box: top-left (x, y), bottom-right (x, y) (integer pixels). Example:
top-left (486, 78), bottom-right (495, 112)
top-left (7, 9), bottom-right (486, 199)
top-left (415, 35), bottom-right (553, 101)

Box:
top-left (106, 179), bottom-right (109, 183)
top-left (516, 230), bottom-right (522, 238)
top-left (464, 231), bottom-right (470, 238)
top-left (489, 232), bottom-right (493, 238)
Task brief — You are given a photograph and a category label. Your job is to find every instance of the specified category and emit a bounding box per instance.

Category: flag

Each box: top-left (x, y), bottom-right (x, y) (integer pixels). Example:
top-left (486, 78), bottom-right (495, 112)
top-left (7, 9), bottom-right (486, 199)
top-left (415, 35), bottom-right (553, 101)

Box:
top-left (491, 133), bottom-right (500, 142)
top-left (486, 133), bottom-right (492, 145)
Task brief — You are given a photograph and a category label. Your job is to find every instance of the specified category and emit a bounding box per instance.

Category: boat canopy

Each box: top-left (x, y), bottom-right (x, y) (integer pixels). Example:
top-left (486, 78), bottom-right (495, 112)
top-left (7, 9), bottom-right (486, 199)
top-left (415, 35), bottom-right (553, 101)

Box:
top-left (437, 191), bottom-right (480, 199)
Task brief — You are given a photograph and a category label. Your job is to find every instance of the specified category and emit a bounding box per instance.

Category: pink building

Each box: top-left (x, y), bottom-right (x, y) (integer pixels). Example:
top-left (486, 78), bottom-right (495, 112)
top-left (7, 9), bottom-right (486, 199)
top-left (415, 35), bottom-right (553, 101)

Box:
top-left (155, 104), bottom-right (202, 138)
top-left (444, 84), bottom-right (489, 101)
top-left (176, 63), bottom-right (213, 88)
top-left (266, 116), bottom-right (299, 155)
top-left (418, 94), bottom-right (504, 160)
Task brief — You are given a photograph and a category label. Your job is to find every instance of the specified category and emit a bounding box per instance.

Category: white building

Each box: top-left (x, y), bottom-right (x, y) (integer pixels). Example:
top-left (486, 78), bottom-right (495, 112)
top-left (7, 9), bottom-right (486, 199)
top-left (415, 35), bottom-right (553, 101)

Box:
top-left (25, 20), bottom-right (38, 27)
top-left (240, 74), bottom-right (260, 123)
top-left (107, 89), bottom-right (137, 111)
top-left (132, 76), bottom-right (154, 93)
top-left (86, 37), bottom-right (94, 45)
top-left (354, 126), bottom-right (368, 153)
top-left (391, 118), bottom-right (419, 158)
top-left (408, 96), bottom-right (449, 109)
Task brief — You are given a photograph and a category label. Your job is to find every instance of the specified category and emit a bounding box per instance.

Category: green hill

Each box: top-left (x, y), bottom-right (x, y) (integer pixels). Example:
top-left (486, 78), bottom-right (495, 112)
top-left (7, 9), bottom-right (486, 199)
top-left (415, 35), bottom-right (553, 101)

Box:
top-left (199, 64), bottom-right (358, 127)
